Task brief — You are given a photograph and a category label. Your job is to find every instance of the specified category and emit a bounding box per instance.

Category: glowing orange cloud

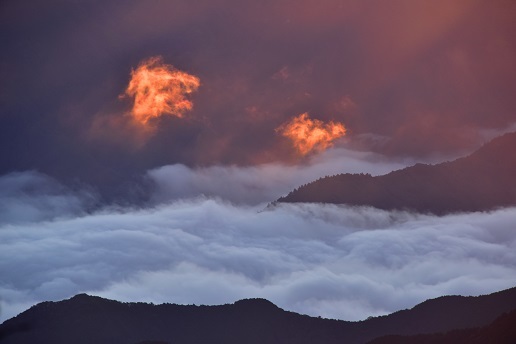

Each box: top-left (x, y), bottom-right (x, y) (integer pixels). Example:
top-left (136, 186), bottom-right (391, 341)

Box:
top-left (125, 56), bottom-right (200, 125)
top-left (277, 113), bottom-right (346, 155)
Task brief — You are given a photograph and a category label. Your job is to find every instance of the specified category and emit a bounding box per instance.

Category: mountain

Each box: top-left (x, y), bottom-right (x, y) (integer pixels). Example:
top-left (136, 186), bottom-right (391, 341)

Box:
top-left (1, 286), bottom-right (516, 344)
top-left (368, 309), bottom-right (516, 344)
top-left (277, 132), bottom-right (516, 214)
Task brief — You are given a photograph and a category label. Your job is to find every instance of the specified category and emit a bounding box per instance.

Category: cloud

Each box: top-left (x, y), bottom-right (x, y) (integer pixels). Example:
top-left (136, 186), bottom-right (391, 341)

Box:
top-left (125, 56), bottom-right (200, 125)
top-left (2, 0), bottom-right (516, 187)
top-left (1, 171), bottom-right (515, 323)
top-left (276, 113), bottom-right (347, 155)
top-left (146, 147), bottom-right (410, 205)
top-left (87, 56), bottom-right (201, 148)
top-left (0, 171), bottom-right (95, 226)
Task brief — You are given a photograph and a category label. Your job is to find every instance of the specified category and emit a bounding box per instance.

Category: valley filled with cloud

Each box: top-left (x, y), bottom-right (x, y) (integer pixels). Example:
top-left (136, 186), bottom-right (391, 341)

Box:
top-left (2, 161), bottom-right (515, 323)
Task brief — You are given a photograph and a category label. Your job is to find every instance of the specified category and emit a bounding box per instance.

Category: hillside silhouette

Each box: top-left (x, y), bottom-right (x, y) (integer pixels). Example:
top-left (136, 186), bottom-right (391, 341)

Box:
top-left (368, 308), bottom-right (516, 344)
top-left (1, 286), bottom-right (516, 344)
top-left (277, 132), bottom-right (516, 214)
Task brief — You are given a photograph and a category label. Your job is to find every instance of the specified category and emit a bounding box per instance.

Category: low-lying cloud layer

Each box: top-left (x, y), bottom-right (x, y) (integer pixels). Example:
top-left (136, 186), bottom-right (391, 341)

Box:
top-left (147, 147), bottom-right (410, 205)
top-left (0, 171), bottom-right (95, 226)
top-left (1, 170), bottom-right (515, 323)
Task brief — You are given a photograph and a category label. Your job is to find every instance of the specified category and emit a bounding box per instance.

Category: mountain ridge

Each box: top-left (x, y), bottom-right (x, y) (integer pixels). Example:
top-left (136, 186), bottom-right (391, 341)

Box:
top-left (276, 132), bottom-right (516, 215)
top-left (2, 286), bottom-right (516, 344)
top-left (367, 309), bottom-right (516, 344)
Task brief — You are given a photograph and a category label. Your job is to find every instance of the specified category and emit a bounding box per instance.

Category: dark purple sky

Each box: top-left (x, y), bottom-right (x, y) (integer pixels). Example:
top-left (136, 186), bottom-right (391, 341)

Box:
top-left (1, 0), bottom-right (515, 195)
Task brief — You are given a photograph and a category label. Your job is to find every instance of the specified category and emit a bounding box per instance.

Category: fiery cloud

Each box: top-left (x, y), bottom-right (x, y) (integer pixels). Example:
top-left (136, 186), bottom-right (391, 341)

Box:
top-left (125, 56), bottom-right (200, 125)
top-left (277, 113), bottom-right (346, 155)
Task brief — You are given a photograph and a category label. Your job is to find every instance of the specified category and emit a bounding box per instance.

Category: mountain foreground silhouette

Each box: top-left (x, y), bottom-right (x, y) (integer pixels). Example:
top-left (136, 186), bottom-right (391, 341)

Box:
top-left (277, 132), bottom-right (516, 214)
top-left (1, 286), bottom-right (516, 344)
top-left (368, 308), bottom-right (516, 344)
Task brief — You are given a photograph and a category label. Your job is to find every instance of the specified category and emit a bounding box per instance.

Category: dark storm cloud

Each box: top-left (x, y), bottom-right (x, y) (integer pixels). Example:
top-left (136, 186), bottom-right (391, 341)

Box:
top-left (1, 0), bottom-right (515, 192)
top-left (1, 170), bottom-right (516, 323)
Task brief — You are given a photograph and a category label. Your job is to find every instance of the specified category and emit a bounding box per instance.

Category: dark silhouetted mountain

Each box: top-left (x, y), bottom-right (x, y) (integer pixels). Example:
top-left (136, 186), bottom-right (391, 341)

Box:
top-left (1, 286), bottom-right (516, 344)
top-left (367, 308), bottom-right (516, 344)
top-left (277, 132), bottom-right (516, 214)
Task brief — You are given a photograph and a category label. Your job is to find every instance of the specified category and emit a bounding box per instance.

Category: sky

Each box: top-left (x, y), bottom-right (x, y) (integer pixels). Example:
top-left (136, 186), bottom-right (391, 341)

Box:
top-left (1, 0), bottom-right (516, 323)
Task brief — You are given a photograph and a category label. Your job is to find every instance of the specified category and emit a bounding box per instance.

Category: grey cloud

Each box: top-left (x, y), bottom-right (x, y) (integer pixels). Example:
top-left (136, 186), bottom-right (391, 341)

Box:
top-left (0, 171), bottom-right (95, 226)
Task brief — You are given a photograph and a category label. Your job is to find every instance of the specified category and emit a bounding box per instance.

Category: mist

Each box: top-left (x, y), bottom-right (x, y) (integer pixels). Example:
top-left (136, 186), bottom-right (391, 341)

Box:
top-left (1, 168), bottom-right (515, 323)
top-left (147, 147), bottom-right (412, 205)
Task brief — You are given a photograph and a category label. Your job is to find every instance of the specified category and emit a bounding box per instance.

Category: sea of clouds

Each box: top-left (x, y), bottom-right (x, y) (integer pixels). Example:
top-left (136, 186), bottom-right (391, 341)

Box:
top-left (1, 148), bottom-right (515, 323)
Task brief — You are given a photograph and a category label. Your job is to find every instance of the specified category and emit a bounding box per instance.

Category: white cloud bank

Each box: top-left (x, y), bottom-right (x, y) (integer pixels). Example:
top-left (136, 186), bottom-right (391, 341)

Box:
top-left (1, 169), bottom-right (516, 323)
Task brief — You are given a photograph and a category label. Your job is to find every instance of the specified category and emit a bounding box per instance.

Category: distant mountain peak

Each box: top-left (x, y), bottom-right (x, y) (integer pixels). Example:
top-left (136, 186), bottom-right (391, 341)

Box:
top-left (233, 297), bottom-right (279, 308)
top-left (69, 293), bottom-right (96, 300)
top-left (277, 132), bottom-right (516, 215)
